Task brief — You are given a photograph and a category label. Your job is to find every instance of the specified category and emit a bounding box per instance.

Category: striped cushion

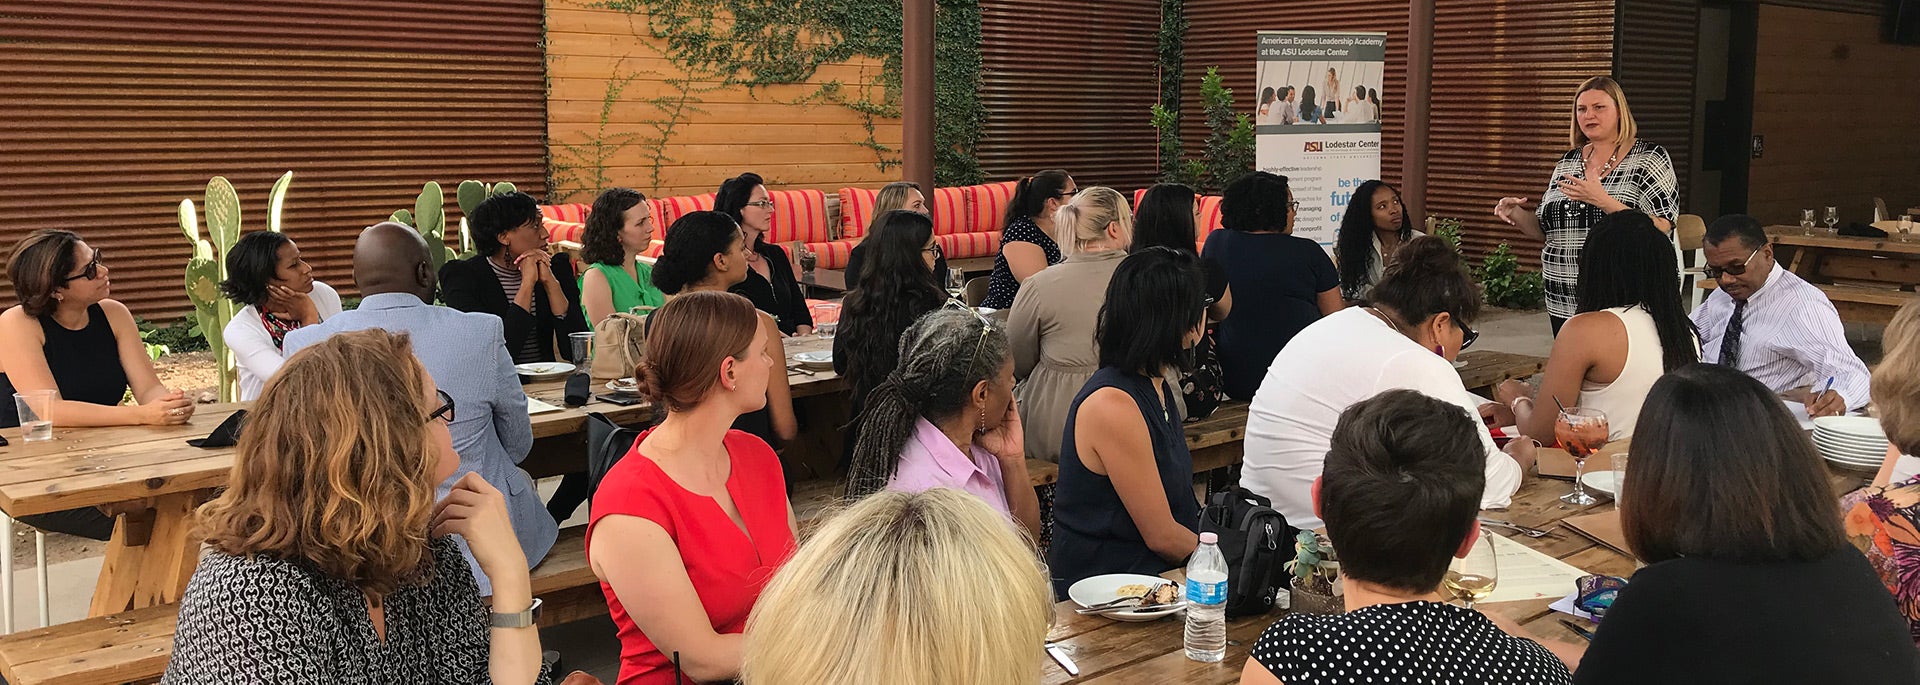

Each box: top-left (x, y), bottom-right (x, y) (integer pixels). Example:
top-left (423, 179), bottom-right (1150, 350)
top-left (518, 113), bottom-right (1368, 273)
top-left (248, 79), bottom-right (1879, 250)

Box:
top-left (935, 231), bottom-right (1001, 260)
top-left (837, 187), bottom-right (881, 239)
top-left (811, 239), bottom-right (857, 270)
top-left (546, 219), bottom-right (587, 244)
top-left (1132, 188), bottom-right (1148, 209)
top-left (768, 189), bottom-right (832, 245)
top-left (967, 181), bottom-right (1019, 234)
top-left (929, 186), bottom-right (971, 236)
top-left (658, 194), bottom-right (716, 225)
top-left (541, 203), bottom-right (591, 225)
top-left (1198, 195), bottom-right (1225, 237)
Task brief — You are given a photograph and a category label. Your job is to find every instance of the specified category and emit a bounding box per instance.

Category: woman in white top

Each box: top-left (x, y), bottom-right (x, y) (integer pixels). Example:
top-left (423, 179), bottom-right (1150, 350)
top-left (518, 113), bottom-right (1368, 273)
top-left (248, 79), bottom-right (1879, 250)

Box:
top-left (1497, 211), bottom-right (1698, 442)
top-left (220, 232), bottom-right (341, 401)
top-left (1006, 187), bottom-right (1133, 463)
top-left (1238, 237), bottom-right (1537, 530)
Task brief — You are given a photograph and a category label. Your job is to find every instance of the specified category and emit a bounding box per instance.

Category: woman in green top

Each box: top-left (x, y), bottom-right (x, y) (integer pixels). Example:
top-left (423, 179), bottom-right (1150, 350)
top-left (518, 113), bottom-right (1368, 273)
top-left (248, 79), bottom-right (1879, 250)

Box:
top-left (579, 188), bottom-right (668, 325)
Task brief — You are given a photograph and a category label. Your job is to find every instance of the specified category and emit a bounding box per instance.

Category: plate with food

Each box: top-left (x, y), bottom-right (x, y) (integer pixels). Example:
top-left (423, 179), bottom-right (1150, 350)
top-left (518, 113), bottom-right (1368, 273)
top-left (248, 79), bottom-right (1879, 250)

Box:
top-left (1067, 574), bottom-right (1185, 622)
top-left (606, 377), bottom-right (640, 395)
top-left (514, 362), bottom-right (575, 381)
top-left (791, 350), bottom-right (835, 370)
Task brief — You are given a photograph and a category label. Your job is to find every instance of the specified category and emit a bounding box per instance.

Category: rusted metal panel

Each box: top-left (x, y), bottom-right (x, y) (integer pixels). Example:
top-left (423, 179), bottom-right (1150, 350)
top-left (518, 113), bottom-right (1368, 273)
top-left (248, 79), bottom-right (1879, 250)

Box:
top-left (0, 1), bottom-right (547, 319)
top-left (977, 0), bottom-right (1162, 191)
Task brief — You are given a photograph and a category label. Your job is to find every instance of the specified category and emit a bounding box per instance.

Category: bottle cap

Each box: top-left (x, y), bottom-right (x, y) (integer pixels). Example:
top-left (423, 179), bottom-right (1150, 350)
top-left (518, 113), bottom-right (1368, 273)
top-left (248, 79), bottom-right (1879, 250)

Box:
top-left (1199, 532), bottom-right (1218, 544)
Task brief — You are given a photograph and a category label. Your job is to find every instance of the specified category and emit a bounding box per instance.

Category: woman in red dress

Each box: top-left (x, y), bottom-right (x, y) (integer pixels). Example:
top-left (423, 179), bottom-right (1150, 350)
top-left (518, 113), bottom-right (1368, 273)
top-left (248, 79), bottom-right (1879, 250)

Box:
top-left (588, 290), bottom-right (798, 684)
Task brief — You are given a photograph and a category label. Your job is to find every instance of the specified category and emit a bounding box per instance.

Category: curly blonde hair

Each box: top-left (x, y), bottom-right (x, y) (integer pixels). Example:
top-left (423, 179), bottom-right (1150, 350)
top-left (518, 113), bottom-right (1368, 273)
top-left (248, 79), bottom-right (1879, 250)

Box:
top-left (1873, 301), bottom-right (1920, 457)
top-left (741, 489), bottom-right (1053, 685)
top-left (195, 329), bottom-right (442, 596)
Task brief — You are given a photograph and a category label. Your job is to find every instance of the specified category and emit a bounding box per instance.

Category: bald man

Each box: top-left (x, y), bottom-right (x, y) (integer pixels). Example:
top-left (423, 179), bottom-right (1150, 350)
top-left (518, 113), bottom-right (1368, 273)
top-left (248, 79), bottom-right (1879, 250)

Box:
top-left (284, 222), bottom-right (556, 594)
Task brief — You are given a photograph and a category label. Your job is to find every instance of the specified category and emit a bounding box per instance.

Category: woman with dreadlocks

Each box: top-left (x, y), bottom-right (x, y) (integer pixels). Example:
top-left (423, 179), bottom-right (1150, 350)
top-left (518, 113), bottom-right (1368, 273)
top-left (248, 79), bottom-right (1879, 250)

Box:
top-left (844, 308), bottom-right (1042, 542)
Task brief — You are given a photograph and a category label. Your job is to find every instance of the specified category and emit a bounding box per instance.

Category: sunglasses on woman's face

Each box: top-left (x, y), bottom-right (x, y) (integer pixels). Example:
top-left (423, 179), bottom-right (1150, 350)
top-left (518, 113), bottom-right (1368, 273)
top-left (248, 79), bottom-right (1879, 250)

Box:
top-left (63, 251), bottom-right (104, 282)
top-left (427, 389), bottom-right (455, 424)
top-left (1458, 321), bottom-right (1480, 350)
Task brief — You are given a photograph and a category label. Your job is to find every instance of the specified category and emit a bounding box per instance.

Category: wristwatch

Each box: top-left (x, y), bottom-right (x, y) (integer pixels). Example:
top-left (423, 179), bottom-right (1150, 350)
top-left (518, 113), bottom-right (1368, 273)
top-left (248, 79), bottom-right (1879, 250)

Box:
top-left (490, 597), bottom-right (543, 629)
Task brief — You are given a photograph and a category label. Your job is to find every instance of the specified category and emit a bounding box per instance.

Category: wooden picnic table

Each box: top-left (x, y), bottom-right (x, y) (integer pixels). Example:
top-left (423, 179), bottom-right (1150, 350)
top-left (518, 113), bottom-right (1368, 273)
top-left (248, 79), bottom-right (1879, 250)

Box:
top-left (1038, 450), bottom-right (1869, 683)
top-left (1457, 350), bottom-right (1545, 396)
top-left (1764, 226), bottom-right (1920, 323)
top-left (0, 334), bottom-right (847, 617)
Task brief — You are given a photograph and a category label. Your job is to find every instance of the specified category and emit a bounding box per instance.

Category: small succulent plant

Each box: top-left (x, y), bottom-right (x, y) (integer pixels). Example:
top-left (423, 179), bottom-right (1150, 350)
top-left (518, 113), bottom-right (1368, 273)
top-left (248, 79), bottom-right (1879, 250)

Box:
top-left (1284, 530), bottom-right (1340, 594)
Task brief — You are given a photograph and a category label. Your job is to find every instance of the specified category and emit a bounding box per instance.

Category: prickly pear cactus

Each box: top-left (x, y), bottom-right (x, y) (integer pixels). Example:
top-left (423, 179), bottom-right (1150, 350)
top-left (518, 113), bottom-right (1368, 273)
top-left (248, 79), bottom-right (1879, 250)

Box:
top-left (395, 180), bottom-right (519, 267)
top-left (178, 172), bottom-right (293, 401)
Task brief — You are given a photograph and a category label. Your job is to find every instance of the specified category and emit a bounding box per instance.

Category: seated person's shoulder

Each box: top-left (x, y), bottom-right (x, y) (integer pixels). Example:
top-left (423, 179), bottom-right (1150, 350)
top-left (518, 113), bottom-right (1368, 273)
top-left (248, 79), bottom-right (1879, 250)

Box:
top-left (185, 549), bottom-right (326, 603)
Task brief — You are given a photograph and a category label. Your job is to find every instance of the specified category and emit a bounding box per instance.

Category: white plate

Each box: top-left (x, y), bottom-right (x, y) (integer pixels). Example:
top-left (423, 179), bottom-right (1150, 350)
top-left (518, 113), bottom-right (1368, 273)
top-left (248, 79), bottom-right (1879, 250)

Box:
top-left (606, 378), bottom-right (640, 395)
top-left (1824, 454), bottom-right (1882, 473)
top-left (514, 362), bottom-right (575, 379)
top-left (1580, 470), bottom-right (1618, 496)
top-left (1814, 439), bottom-right (1888, 457)
top-left (1815, 447), bottom-right (1885, 465)
top-left (1813, 433), bottom-right (1888, 453)
top-left (1067, 574), bottom-right (1185, 622)
top-left (791, 350), bottom-right (835, 370)
top-left (1813, 415), bottom-right (1887, 440)
top-left (1813, 430), bottom-right (1889, 449)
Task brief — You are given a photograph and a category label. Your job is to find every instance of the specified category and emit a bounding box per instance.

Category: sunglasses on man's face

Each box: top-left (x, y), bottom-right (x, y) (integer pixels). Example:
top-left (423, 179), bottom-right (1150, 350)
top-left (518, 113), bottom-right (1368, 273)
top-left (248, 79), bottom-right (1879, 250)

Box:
top-left (63, 251), bottom-right (104, 282)
top-left (1703, 248), bottom-right (1761, 280)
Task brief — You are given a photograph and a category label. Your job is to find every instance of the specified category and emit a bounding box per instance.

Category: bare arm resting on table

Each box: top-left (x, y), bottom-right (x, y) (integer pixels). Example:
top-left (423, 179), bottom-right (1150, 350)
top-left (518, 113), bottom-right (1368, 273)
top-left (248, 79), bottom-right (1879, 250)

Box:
top-left (0, 301), bottom-right (192, 426)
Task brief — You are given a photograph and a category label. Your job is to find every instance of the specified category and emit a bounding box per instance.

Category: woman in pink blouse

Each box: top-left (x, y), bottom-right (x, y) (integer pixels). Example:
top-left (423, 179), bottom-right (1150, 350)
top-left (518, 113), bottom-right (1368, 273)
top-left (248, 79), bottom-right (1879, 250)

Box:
top-left (843, 307), bottom-right (1042, 541)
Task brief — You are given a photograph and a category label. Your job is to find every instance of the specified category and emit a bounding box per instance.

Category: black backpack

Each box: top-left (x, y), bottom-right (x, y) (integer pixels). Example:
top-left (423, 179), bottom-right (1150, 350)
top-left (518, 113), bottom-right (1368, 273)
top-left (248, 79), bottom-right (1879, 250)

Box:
top-left (1199, 487), bottom-right (1299, 618)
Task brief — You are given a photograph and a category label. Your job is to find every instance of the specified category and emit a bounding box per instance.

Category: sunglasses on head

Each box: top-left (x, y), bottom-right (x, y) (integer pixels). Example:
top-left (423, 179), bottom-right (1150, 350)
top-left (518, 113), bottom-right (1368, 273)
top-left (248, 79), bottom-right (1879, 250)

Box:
top-left (943, 297), bottom-right (996, 380)
top-left (62, 250), bottom-right (104, 282)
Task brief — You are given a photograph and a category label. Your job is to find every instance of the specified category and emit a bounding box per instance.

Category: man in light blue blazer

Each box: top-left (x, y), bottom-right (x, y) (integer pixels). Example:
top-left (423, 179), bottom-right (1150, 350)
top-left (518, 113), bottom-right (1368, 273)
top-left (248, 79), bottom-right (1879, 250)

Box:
top-left (283, 222), bottom-right (556, 595)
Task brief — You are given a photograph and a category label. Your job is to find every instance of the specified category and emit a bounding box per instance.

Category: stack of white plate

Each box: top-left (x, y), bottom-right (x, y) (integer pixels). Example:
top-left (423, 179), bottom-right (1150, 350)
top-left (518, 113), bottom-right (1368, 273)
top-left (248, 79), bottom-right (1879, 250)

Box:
top-left (1812, 416), bottom-right (1889, 472)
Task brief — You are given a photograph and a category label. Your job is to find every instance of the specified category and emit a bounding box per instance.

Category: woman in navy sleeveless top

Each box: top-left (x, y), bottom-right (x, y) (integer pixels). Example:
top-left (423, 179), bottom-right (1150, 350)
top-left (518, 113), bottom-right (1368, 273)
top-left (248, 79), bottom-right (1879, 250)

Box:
top-left (0, 231), bottom-right (198, 539)
top-left (1049, 248), bottom-right (1209, 597)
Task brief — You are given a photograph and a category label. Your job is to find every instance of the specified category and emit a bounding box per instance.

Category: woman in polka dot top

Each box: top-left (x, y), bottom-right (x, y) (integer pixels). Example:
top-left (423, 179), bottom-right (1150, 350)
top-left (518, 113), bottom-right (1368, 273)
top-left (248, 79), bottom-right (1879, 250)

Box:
top-left (1239, 390), bottom-right (1576, 685)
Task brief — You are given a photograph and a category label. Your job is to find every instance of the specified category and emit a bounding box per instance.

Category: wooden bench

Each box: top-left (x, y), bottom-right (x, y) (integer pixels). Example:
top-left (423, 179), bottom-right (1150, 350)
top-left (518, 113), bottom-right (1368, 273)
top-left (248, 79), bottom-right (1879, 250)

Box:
top-left (1817, 283), bottom-right (1918, 324)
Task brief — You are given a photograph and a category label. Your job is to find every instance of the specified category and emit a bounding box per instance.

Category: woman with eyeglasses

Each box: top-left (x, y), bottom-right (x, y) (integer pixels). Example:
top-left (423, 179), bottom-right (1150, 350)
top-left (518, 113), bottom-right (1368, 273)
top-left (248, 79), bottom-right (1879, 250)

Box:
top-left (589, 291), bottom-right (798, 685)
top-left (0, 230), bottom-right (196, 540)
top-left (1048, 247), bottom-right (1208, 596)
top-left (716, 172), bottom-right (812, 336)
top-left (220, 231), bottom-right (342, 401)
top-left (1495, 211), bottom-right (1698, 443)
top-left (165, 330), bottom-right (550, 684)
top-left (1007, 187), bottom-right (1134, 464)
top-left (833, 210), bottom-right (947, 467)
top-left (1238, 237), bottom-right (1535, 531)
top-left (980, 169), bottom-right (1075, 310)
top-left (845, 308), bottom-right (1042, 541)
top-left (1204, 171), bottom-right (1343, 401)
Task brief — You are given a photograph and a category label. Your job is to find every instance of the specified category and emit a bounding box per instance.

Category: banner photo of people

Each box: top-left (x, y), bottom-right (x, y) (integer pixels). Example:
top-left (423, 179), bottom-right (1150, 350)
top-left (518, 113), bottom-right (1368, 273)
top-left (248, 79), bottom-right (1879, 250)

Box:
top-left (1254, 31), bottom-right (1386, 250)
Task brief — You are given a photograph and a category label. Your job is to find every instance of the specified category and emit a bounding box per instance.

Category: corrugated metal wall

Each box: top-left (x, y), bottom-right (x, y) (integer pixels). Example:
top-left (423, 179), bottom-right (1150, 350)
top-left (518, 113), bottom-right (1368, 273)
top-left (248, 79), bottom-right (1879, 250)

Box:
top-left (0, 1), bottom-right (548, 318)
top-left (1615, 0), bottom-right (1700, 211)
top-left (1763, 0), bottom-right (1887, 15)
top-left (1180, 0), bottom-right (1409, 192)
top-left (1180, 1), bottom-right (1619, 266)
top-left (976, 0), bottom-right (1162, 190)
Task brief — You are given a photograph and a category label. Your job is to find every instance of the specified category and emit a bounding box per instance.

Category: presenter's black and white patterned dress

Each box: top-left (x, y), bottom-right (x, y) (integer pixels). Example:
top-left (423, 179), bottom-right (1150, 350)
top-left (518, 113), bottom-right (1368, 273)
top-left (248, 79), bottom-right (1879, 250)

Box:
top-left (162, 537), bottom-right (553, 684)
top-left (1249, 600), bottom-right (1572, 684)
top-left (1536, 140), bottom-right (1679, 320)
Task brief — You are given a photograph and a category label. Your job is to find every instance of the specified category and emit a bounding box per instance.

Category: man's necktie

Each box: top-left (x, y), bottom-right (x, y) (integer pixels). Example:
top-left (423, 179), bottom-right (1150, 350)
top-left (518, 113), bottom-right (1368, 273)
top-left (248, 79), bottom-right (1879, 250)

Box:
top-left (1718, 299), bottom-right (1746, 368)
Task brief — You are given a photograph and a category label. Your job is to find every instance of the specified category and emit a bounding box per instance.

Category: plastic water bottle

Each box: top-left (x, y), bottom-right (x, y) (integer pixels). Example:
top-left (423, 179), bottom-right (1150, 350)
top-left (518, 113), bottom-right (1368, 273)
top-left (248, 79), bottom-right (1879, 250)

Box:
top-left (1184, 532), bottom-right (1229, 662)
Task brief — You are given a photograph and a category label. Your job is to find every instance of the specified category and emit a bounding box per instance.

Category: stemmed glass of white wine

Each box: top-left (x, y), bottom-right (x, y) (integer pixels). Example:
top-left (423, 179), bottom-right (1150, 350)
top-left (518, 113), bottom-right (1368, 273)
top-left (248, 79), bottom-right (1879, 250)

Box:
top-left (1444, 530), bottom-right (1499, 609)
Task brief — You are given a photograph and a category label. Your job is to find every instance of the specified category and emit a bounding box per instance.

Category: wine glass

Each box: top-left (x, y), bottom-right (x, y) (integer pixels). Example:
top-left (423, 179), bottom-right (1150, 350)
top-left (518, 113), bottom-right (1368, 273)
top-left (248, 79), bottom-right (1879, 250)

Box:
top-left (1444, 531), bottom-right (1499, 609)
top-left (1824, 206), bottom-right (1840, 235)
top-left (1801, 209), bottom-right (1816, 236)
top-left (1900, 215), bottom-right (1914, 243)
top-left (945, 267), bottom-right (966, 302)
top-left (1555, 407), bottom-right (1610, 506)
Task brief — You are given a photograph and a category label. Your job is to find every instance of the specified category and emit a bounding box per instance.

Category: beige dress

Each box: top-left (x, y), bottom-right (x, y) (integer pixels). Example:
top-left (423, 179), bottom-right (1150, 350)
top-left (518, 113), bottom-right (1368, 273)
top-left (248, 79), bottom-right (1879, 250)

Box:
top-left (1006, 249), bottom-right (1127, 463)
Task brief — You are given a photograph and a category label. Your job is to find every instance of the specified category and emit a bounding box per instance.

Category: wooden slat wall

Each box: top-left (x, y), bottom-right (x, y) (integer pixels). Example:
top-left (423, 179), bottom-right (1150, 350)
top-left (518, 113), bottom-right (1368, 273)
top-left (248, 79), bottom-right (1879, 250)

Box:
top-left (545, 5), bottom-right (903, 200)
top-left (1428, 1), bottom-right (1615, 265)
top-left (0, 0), bottom-right (548, 318)
top-left (1180, 0), bottom-right (1409, 193)
top-left (1749, 5), bottom-right (1920, 225)
top-left (976, 0), bottom-right (1162, 191)
top-left (1615, 0), bottom-right (1699, 212)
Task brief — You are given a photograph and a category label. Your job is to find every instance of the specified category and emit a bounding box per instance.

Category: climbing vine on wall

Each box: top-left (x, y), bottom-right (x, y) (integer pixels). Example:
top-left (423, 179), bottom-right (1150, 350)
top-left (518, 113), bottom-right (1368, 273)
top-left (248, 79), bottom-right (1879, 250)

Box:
top-left (577, 0), bottom-right (985, 187)
top-left (1154, 0), bottom-right (1187, 179)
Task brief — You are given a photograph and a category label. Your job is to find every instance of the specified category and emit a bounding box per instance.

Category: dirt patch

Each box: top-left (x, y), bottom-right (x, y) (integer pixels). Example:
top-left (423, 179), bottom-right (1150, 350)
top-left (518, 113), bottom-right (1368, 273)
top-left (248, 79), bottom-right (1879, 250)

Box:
top-left (152, 351), bottom-right (219, 401)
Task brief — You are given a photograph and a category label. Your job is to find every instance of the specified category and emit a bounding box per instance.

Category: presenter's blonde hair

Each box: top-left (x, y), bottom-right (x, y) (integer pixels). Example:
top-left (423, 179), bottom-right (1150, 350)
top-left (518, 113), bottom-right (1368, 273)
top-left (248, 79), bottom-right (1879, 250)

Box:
top-left (1570, 76), bottom-right (1638, 151)
top-left (741, 488), bottom-right (1053, 685)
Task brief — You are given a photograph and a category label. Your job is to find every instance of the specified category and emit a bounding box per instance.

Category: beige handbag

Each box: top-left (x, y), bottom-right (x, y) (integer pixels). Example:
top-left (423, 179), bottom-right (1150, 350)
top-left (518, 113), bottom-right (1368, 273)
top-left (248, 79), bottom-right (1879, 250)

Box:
top-left (590, 308), bottom-right (652, 380)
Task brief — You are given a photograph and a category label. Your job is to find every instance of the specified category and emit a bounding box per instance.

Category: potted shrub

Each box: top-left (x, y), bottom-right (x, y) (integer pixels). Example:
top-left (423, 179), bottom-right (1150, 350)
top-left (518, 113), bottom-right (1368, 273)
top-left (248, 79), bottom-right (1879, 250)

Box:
top-left (1285, 530), bottom-right (1343, 615)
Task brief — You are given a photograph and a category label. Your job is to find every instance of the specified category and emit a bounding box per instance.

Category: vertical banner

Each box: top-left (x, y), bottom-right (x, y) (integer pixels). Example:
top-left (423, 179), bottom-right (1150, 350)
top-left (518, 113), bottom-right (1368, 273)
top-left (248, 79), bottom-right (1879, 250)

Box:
top-left (1254, 31), bottom-right (1387, 250)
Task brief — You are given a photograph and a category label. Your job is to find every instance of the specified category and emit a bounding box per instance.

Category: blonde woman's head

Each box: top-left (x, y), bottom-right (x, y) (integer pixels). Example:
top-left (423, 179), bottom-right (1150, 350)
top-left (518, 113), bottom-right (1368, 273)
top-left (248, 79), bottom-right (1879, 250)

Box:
top-left (1570, 76), bottom-right (1637, 149)
top-left (870, 181), bottom-right (928, 235)
top-left (1055, 186), bottom-right (1133, 255)
top-left (195, 329), bottom-right (453, 596)
top-left (742, 489), bottom-right (1052, 685)
top-left (1874, 301), bottom-right (1920, 456)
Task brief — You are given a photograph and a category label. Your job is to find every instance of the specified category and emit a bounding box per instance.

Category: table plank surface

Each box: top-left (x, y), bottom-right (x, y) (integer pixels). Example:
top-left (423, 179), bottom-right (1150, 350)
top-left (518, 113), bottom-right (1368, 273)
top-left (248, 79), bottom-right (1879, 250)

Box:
top-left (1766, 226), bottom-right (1920, 256)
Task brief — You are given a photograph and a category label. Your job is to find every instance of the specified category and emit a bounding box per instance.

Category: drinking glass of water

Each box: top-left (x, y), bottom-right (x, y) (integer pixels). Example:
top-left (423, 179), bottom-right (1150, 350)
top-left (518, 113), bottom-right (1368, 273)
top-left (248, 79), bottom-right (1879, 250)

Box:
top-left (809, 302), bottom-right (840, 340)
top-left (14, 389), bottom-right (57, 442)
top-left (1901, 215), bottom-right (1914, 242)
top-left (1825, 206), bottom-right (1840, 235)
top-left (1801, 209), bottom-right (1816, 236)
top-left (945, 267), bottom-right (966, 302)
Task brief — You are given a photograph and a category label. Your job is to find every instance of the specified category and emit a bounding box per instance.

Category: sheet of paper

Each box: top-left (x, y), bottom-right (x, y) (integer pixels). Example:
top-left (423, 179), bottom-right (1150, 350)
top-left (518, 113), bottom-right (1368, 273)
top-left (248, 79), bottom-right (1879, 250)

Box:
top-left (1780, 400), bottom-right (1817, 431)
top-left (525, 395), bottom-right (563, 415)
top-left (1549, 591), bottom-right (1598, 620)
top-left (1481, 533), bottom-right (1591, 605)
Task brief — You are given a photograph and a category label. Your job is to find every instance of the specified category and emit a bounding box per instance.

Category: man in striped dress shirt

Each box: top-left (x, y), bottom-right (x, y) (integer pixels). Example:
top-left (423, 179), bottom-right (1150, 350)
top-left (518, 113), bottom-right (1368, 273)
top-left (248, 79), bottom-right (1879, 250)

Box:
top-left (1692, 214), bottom-right (1869, 418)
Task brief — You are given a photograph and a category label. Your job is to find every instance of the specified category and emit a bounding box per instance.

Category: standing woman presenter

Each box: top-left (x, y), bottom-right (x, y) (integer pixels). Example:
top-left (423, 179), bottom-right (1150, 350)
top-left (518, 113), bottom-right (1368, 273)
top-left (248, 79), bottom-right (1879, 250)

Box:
top-left (1493, 76), bottom-right (1679, 335)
